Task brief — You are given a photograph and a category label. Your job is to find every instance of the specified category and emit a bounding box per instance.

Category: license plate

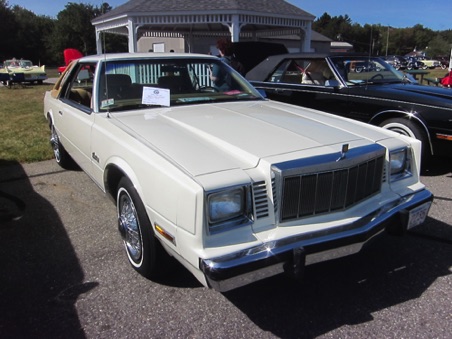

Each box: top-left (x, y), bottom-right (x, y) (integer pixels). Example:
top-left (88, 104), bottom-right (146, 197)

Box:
top-left (407, 202), bottom-right (431, 230)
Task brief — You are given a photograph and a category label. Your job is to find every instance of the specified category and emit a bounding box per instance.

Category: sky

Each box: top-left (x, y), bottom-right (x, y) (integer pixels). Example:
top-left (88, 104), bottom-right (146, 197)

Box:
top-left (6, 0), bottom-right (451, 31)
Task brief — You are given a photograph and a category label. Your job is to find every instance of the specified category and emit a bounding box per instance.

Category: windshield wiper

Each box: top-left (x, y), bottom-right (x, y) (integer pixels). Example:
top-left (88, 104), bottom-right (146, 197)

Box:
top-left (106, 104), bottom-right (163, 112)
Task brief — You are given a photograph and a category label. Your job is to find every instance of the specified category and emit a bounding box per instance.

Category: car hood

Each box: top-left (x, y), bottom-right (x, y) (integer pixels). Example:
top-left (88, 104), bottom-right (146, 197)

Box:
top-left (353, 83), bottom-right (452, 109)
top-left (111, 101), bottom-right (395, 177)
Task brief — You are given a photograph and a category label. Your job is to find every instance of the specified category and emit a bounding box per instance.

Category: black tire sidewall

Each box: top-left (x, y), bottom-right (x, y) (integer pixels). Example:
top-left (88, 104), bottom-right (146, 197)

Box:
top-left (117, 177), bottom-right (158, 278)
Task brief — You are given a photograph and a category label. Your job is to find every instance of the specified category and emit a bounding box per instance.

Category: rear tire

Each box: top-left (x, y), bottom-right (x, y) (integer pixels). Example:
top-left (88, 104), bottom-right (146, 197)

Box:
top-left (117, 177), bottom-right (171, 279)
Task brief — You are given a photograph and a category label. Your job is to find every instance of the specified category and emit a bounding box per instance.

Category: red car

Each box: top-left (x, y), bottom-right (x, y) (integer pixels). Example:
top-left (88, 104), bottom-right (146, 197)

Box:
top-left (58, 49), bottom-right (83, 74)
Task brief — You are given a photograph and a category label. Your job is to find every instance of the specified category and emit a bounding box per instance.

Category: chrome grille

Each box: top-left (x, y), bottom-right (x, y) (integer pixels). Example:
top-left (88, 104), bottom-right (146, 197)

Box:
top-left (272, 144), bottom-right (386, 223)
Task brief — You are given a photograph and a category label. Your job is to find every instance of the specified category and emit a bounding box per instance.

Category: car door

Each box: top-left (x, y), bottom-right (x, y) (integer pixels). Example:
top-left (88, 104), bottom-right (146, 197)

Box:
top-left (54, 62), bottom-right (96, 175)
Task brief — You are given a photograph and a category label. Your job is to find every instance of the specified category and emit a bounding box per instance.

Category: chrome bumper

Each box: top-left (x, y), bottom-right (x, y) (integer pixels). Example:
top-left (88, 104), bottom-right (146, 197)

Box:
top-left (200, 189), bottom-right (433, 292)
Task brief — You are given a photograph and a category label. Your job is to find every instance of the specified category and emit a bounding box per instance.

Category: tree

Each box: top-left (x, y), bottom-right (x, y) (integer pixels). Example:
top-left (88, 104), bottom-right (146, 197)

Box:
top-left (49, 2), bottom-right (99, 60)
top-left (48, 2), bottom-right (127, 62)
top-left (427, 35), bottom-right (452, 58)
top-left (312, 13), bottom-right (452, 57)
top-left (0, 0), bottom-right (18, 60)
top-left (11, 5), bottom-right (54, 64)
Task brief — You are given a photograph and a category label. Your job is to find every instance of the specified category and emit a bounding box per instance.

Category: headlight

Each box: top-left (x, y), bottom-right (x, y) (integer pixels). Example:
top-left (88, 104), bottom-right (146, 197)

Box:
top-left (389, 148), bottom-right (412, 181)
top-left (207, 186), bottom-right (251, 233)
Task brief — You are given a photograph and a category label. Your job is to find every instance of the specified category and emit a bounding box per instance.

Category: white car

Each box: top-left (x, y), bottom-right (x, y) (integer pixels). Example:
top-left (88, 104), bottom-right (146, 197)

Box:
top-left (1, 58), bottom-right (47, 85)
top-left (418, 57), bottom-right (442, 69)
top-left (44, 53), bottom-right (433, 292)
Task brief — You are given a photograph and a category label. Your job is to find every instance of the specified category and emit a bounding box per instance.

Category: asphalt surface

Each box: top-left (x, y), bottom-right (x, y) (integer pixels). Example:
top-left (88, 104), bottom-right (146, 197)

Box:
top-left (0, 159), bottom-right (451, 338)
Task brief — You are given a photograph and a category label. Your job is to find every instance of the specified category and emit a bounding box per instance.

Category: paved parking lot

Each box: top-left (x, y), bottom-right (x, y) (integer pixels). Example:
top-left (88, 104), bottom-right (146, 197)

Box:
top-left (1, 159), bottom-right (451, 338)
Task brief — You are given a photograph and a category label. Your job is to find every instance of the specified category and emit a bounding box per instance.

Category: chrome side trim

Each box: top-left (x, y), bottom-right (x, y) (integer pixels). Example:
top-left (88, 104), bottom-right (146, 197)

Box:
top-left (200, 189), bottom-right (433, 292)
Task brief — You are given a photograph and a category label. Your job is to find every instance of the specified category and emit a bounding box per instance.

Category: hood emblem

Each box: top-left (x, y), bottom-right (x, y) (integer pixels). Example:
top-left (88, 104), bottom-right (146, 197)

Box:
top-left (337, 144), bottom-right (349, 162)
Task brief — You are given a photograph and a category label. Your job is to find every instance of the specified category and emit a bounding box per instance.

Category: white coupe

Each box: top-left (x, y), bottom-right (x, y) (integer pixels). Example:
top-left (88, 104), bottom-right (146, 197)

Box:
top-left (44, 53), bottom-right (433, 292)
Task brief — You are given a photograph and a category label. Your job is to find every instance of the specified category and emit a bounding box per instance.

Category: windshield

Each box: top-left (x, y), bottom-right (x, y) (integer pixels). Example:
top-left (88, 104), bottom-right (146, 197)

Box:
top-left (329, 56), bottom-right (405, 85)
top-left (4, 59), bottom-right (33, 68)
top-left (98, 57), bottom-right (263, 112)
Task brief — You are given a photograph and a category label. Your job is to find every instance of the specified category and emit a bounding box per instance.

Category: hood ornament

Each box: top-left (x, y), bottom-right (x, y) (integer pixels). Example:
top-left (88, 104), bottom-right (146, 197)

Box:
top-left (336, 144), bottom-right (349, 162)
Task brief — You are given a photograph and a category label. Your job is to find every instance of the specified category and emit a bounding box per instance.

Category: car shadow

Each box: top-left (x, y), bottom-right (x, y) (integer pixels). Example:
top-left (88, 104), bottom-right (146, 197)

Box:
top-left (222, 217), bottom-right (452, 338)
top-left (0, 161), bottom-right (94, 338)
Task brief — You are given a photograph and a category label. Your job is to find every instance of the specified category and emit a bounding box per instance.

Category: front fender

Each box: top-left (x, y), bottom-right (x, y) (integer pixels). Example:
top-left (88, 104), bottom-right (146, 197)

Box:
top-left (369, 110), bottom-right (433, 153)
top-left (103, 156), bottom-right (142, 204)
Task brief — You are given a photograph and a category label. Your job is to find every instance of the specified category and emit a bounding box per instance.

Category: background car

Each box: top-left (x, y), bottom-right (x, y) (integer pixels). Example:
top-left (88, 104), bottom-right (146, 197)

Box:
top-left (382, 55), bottom-right (408, 70)
top-left (436, 56), bottom-right (450, 69)
top-left (405, 56), bottom-right (424, 70)
top-left (418, 56), bottom-right (441, 69)
top-left (0, 58), bottom-right (47, 85)
top-left (58, 48), bottom-right (83, 74)
top-left (44, 52), bottom-right (432, 292)
top-left (247, 53), bottom-right (452, 164)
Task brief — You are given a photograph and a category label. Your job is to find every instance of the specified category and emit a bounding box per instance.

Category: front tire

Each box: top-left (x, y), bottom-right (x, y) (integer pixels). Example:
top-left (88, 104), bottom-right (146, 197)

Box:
top-left (379, 117), bottom-right (431, 163)
top-left (117, 177), bottom-right (170, 279)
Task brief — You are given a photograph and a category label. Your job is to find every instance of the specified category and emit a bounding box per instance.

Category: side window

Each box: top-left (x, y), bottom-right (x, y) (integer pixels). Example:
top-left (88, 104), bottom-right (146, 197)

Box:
top-left (301, 60), bottom-right (331, 85)
top-left (267, 60), bottom-right (291, 83)
top-left (64, 64), bottom-right (96, 109)
top-left (281, 60), bottom-right (305, 84)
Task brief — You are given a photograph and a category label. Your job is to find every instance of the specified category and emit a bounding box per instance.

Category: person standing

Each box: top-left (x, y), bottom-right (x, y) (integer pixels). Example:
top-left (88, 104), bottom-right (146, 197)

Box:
top-left (210, 38), bottom-right (245, 90)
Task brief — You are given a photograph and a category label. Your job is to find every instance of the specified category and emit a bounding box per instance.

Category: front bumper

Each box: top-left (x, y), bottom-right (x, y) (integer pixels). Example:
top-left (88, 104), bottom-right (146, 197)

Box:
top-left (200, 189), bottom-right (433, 292)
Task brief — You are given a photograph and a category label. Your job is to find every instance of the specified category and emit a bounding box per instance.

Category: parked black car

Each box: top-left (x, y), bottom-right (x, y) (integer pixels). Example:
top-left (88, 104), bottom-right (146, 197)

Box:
top-left (247, 53), bottom-right (452, 163)
top-left (405, 56), bottom-right (425, 70)
top-left (436, 56), bottom-right (450, 70)
top-left (382, 55), bottom-right (409, 70)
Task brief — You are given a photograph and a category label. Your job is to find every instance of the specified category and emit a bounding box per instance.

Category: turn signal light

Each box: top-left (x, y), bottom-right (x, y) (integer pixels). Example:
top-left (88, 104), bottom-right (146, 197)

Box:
top-left (154, 223), bottom-right (176, 245)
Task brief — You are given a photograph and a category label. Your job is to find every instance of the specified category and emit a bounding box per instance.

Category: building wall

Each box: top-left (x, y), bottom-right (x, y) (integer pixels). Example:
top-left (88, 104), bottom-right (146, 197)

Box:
top-left (137, 36), bottom-right (331, 54)
top-left (137, 37), bottom-right (186, 53)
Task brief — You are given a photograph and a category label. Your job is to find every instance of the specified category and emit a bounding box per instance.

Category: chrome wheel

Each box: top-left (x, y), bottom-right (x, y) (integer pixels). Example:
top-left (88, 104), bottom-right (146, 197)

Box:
top-left (118, 188), bottom-right (143, 265)
top-left (48, 121), bottom-right (74, 169)
top-left (116, 177), bottom-right (172, 278)
top-left (50, 125), bottom-right (62, 163)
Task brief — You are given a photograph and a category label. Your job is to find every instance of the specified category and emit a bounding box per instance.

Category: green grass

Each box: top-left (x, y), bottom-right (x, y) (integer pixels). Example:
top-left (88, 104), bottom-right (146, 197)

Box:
top-left (0, 70), bottom-right (57, 166)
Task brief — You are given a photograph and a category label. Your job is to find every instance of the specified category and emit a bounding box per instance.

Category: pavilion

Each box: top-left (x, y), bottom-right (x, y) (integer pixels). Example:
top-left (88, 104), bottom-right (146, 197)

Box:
top-left (92, 0), bottom-right (316, 54)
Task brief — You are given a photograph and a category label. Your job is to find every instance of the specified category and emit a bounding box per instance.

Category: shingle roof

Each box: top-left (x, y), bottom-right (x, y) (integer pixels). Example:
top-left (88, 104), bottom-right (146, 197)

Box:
top-left (94, 0), bottom-right (314, 22)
